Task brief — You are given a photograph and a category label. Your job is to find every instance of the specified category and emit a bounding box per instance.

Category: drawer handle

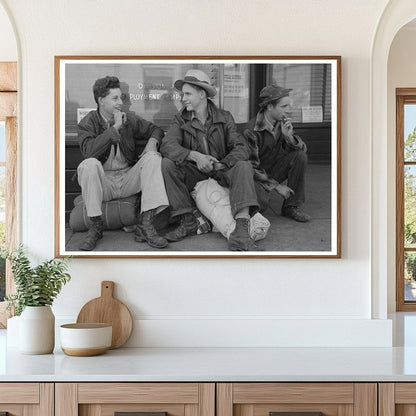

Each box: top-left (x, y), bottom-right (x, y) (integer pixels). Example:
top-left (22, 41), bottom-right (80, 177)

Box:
top-left (115, 412), bottom-right (168, 416)
top-left (270, 413), bottom-right (323, 416)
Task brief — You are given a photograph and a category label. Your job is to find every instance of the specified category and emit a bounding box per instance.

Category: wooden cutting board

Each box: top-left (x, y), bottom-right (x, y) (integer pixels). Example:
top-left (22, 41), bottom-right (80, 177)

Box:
top-left (76, 281), bottom-right (133, 349)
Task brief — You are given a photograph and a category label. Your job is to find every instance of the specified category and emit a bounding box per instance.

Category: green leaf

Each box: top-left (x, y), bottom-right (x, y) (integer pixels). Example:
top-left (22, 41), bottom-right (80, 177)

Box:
top-left (4, 245), bottom-right (71, 316)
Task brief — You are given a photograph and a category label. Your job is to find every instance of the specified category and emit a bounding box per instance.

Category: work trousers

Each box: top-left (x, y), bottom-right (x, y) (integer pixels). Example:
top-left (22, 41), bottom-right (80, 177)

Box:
top-left (77, 151), bottom-right (169, 217)
top-left (268, 149), bottom-right (307, 207)
top-left (161, 159), bottom-right (260, 218)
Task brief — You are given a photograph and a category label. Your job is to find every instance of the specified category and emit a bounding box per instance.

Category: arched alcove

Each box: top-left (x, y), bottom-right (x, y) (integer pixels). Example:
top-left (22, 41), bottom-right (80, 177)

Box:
top-left (387, 20), bottom-right (416, 313)
top-left (371, 1), bottom-right (416, 318)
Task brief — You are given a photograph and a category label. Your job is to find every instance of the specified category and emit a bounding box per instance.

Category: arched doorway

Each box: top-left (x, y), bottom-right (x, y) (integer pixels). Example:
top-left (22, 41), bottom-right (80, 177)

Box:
top-left (371, 1), bottom-right (416, 318)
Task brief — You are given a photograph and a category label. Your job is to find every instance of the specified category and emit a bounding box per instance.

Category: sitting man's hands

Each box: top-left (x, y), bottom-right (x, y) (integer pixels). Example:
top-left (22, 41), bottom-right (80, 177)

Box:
top-left (188, 151), bottom-right (219, 174)
top-left (275, 184), bottom-right (294, 200)
top-left (281, 117), bottom-right (294, 138)
top-left (212, 162), bottom-right (227, 171)
top-left (263, 178), bottom-right (294, 199)
top-left (113, 110), bottom-right (126, 132)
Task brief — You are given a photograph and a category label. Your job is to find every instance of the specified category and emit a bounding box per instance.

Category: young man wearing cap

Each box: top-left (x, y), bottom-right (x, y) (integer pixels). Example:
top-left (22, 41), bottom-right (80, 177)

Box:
top-left (243, 84), bottom-right (310, 222)
top-left (160, 69), bottom-right (261, 251)
top-left (76, 76), bottom-right (169, 251)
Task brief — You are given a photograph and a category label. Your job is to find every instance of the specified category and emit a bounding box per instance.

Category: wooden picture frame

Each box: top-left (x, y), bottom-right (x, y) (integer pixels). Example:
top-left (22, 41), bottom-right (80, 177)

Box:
top-left (55, 56), bottom-right (341, 258)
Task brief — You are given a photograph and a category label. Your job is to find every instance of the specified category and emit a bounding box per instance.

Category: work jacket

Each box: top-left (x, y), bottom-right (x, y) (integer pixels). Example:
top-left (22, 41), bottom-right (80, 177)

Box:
top-left (244, 112), bottom-right (306, 171)
top-left (243, 112), bottom-right (307, 188)
top-left (78, 110), bottom-right (164, 166)
top-left (160, 101), bottom-right (249, 168)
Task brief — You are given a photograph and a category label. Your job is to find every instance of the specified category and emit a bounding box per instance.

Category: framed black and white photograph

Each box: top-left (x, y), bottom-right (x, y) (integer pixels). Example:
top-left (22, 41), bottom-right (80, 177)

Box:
top-left (55, 56), bottom-right (341, 258)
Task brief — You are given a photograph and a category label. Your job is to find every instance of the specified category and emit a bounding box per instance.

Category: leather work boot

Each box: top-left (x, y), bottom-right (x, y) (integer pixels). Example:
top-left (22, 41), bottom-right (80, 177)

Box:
top-left (164, 212), bottom-right (198, 242)
top-left (79, 216), bottom-right (104, 251)
top-left (281, 205), bottom-right (311, 222)
top-left (135, 209), bottom-right (168, 249)
top-left (228, 218), bottom-right (256, 251)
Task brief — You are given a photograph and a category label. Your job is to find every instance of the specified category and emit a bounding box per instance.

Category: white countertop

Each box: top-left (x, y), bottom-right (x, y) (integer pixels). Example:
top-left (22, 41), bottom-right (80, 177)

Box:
top-left (3, 313), bottom-right (416, 382)
top-left (2, 345), bottom-right (416, 382)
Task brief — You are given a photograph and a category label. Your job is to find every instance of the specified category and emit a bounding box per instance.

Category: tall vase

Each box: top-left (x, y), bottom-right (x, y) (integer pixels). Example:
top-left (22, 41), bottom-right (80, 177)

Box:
top-left (18, 305), bottom-right (55, 354)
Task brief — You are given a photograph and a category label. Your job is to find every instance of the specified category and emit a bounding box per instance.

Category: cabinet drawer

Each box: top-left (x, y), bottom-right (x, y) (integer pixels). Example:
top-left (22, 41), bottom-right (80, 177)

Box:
top-left (379, 383), bottom-right (416, 415)
top-left (218, 383), bottom-right (376, 416)
top-left (78, 383), bottom-right (200, 404)
top-left (0, 383), bottom-right (39, 403)
top-left (56, 383), bottom-right (215, 416)
top-left (0, 383), bottom-right (53, 416)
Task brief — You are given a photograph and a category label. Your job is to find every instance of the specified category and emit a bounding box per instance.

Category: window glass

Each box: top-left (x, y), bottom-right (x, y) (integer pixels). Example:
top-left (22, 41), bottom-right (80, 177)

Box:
top-left (0, 122), bottom-right (4, 162)
top-left (403, 104), bottom-right (416, 304)
top-left (405, 252), bottom-right (416, 301)
top-left (65, 62), bottom-right (254, 133)
top-left (270, 63), bottom-right (332, 123)
top-left (405, 165), bottom-right (416, 248)
top-left (65, 63), bottom-right (222, 135)
top-left (222, 64), bottom-right (250, 123)
top-left (404, 104), bottom-right (416, 162)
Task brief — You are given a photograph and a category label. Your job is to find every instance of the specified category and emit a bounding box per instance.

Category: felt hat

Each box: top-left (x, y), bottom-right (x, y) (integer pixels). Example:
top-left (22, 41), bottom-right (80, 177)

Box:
top-left (259, 84), bottom-right (292, 108)
top-left (174, 69), bottom-right (217, 98)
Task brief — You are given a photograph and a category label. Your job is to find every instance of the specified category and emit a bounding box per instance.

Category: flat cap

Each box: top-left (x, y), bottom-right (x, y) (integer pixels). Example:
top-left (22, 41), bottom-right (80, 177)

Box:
top-left (259, 85), bottom-right (292, 108)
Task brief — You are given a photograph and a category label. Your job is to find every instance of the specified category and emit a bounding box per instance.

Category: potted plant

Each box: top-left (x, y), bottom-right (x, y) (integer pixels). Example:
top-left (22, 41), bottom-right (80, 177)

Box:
top-left (3, 245), bottom-right (71, 354)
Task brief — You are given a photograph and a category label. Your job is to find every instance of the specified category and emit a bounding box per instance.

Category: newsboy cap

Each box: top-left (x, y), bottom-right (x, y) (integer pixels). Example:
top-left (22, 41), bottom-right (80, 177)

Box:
top-left (174, 69), bottom-right (217, 98)
top-left (259, 84), bottom-right (292, 108)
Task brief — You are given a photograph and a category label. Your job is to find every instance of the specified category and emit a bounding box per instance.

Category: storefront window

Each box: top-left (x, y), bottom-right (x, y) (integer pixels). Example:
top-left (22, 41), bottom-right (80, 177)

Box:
top-left (64, 61), bottom-right (332, 137)
top-left (270, 63), bottom-right (332, 123)
top-left (65, 63), bottom-right (224, 134)
top-left (222, 64), bottom-right (250, 124)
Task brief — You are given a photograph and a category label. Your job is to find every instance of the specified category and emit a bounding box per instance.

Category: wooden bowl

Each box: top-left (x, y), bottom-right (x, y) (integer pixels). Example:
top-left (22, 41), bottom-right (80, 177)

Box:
top-left (60, 323), bottom-right (112, 356)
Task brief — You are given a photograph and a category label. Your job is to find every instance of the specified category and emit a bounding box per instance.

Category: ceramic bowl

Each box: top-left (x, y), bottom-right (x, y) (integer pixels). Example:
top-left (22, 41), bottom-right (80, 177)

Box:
top-left (60, 323), bottom-right (112, 356)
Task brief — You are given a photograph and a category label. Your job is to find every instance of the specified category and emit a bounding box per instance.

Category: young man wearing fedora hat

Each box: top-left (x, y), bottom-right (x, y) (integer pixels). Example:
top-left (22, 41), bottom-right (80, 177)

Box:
top-left (243, 84), bottom-right (310, 223)
top-left (160, 69), bottom-right (261, 251)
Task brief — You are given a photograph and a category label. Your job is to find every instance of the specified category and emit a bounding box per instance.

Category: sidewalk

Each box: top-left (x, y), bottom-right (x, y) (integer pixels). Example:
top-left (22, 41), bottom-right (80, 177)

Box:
top-left (65, 163), bottom-right (332, 253)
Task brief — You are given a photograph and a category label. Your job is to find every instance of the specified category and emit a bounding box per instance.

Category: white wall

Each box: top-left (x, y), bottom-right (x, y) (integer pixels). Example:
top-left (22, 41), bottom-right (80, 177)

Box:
top-left (387, 26), bottom-right (416, 312)
top-left (0, 0), bottom-right (394, 347)
top-left (0, 3), bottom-right (16, 61)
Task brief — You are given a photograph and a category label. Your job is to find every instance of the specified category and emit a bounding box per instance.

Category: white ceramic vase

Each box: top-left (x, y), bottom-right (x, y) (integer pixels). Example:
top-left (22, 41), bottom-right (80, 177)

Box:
top-left (18, 305), bottom-right (55, 354)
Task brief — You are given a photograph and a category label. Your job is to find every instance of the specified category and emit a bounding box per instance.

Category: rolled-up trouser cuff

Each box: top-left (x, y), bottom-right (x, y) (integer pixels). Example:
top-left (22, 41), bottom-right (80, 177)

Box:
top-left (232, 199), bottom-right (260, 218)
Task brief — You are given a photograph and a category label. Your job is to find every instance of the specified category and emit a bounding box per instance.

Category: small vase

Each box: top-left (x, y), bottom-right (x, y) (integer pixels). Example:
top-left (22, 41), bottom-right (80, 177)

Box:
top-left (19, 305), bottom-right (55, 354)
